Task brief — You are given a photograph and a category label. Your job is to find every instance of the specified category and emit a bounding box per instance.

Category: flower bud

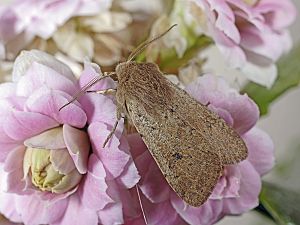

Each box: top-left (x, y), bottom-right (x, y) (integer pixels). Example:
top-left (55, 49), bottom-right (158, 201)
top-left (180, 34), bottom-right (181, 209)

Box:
top-left (24, 147), bottom-right (82, 194)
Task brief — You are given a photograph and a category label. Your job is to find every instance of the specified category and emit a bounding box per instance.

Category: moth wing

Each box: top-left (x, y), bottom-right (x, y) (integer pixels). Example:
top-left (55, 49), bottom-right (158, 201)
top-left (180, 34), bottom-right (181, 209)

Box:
top-left (126, 99), bottom-right (222, 207)
top-left (167, 80), bottom-right (248, 165)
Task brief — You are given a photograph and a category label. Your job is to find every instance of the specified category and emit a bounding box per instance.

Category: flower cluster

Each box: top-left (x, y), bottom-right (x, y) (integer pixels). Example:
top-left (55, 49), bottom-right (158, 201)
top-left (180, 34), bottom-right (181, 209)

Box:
top-left (0, 50), bottom-right (140, 225)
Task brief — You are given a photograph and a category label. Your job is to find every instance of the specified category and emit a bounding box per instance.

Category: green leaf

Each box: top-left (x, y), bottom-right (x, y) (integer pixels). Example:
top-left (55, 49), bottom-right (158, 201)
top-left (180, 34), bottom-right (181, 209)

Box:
top-left (242, 43), bottom-right (300, 115)
top-left (259, 182), bottom-right (300, 225)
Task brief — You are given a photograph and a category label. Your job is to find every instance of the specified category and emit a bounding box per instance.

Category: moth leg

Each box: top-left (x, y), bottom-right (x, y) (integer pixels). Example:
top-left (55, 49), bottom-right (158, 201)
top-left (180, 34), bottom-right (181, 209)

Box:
top-left (87, 88), bottom-right (117, 96)
top-left (102, 103), bottom-right (124, 148)
top-left (102, 120), bottom-right (119, 148)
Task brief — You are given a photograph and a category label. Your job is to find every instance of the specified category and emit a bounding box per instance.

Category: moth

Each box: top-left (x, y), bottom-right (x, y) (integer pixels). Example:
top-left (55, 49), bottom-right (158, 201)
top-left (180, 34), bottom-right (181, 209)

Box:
top-left (62, 25), bottom-right (248, 207)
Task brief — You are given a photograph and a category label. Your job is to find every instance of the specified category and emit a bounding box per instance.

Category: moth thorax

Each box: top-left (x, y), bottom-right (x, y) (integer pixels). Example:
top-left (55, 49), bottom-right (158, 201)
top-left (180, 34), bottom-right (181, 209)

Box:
top-left (115, 62), bottom-right (137, 82)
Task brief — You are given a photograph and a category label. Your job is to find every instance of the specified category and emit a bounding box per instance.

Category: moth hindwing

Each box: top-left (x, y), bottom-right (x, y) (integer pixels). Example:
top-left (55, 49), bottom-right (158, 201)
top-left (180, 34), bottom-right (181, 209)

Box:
top-left (115, 61), bottom-right (248, 207)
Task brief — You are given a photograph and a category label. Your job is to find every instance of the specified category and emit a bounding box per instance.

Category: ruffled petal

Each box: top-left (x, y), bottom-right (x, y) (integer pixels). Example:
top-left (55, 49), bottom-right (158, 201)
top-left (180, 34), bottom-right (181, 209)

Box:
top-left (24, 127), bottom-right (66, 150)
top-left (53, 194), bottom-right (98, 225)
top-left (16, 61), bottom-right (77, 97)
top-left (222, 161), bottom-right (261, 214)
top-left (88, 122), bottom-right (130, 178)
top-left (243, 127), bottom-right (275, 175)
top-left (50, 149), bottom-right (76, 175)
top-left (15, 195), bottom-right (68, 225)
top-left (79, 154), bottom-right (113, 210)
top-left (26, 87), bottom-right (87, 128)
top-left (12, 50), bottom-right (76, 83)
top-left (63, 124), bottom-right (90, 174)
top-left (3, 110), bottom-right (59, 141)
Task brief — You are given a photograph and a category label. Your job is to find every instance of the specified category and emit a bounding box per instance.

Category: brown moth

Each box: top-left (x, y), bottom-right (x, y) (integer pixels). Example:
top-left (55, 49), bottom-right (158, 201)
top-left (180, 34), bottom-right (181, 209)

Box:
top-left (60, 25), bottom-right (248, 207)
top-left (114, 61), bottom-right (248, 207)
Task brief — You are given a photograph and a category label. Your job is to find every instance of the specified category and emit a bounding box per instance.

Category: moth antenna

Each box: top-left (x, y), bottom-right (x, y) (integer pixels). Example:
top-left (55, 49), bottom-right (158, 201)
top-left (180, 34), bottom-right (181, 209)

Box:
top-left (127, 24), bottom-right (178, 62)
top-left (59, 72), bottom-right (115, 111)
top-left (136, 185), bottom-right (148, 225)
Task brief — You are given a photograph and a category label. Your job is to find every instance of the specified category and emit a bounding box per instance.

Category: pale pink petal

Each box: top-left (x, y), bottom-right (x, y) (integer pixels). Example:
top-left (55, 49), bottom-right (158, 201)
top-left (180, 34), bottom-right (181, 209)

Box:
top-left (243, 127), bottom-right (275, 175)
top-left (137, 153), bottom-right (170, 203)
top-left (223, 161), bottom-right (261, 214)
top-left (16, 61), bottom-right (77, 97)
top-left (3, 110), bottom-right (59, 141)
top-left (50, 149), bottom-right (76, 175)
top-left (186, 74), bottom-right (259, 134)
top-left (88, 122), bottom-right (130, 178)
top-left (117, 159), bottom-right (140, 189)
top-left (78, 61), bottom-right (116, 92)
top-left (26, 87), bottom-right (87, 128)
top-left (3, 146), bottom-right (27, 194)
top-left (255, 0), bottom-right (297, 30)
top-left (15, 195), bottom-right (68, 225)
top-left (63, 124), bottom-right (90, 174)
top-left (53, 194), bottom-right (98, 225)
top-left (140, 192), bottom-right (180, 225)
top-left (12, 50), bottom-right (76, 83)
top-left (127, 133), bottom-right (149, 160)
top-left (24, 127), bottom-right (66, 150)
top-left (98, 202), bottom-right (124, 225)
top-left (0, 192), bottom-right (22, 223)
top-left (0, 127), bottom-right (21, 162)
top-left (171, 192), bottom-right (223, 225)
top-left (79, 154), bottom-right (113, 210)
top-left (80, 94), bottom-right (117, 125)
top-left (0, 83), bottom-right (16, 98)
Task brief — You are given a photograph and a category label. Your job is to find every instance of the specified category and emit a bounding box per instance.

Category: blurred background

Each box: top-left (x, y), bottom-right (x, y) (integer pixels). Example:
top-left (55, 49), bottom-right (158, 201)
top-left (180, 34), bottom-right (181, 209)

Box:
top-left (218, 0), bottom-right (300, 224)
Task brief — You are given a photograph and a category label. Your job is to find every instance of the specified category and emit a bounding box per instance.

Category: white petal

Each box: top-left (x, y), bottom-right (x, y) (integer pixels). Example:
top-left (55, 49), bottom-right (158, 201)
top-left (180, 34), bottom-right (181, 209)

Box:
top-left (12, 49), bottom-right (75, 82)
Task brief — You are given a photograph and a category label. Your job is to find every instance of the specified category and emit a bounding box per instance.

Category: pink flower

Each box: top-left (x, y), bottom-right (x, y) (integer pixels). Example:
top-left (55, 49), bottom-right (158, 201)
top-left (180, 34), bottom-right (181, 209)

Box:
top-left (127, 74), bottom-right (274, 225)
top-left (0, 0), bottom-right (112, 58)
top-left (0, 50), bottom-right (140, 225)
top-left (192, 0), bottom-right (297, 87)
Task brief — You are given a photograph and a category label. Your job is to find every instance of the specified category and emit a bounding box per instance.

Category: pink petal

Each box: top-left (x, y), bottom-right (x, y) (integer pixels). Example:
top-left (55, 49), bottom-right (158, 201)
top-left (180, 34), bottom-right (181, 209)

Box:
top-left (171, 192), bottom-right (223, 225)
top-left (88, 122), bottom-right (130, 178)
top-left (15, 195), bottom-right (68, 225)
top-left (3, 110), bottom-right (59, 141)
top-left (0, 192), bottom-right (22, 223)
top-left (223, 161), bottom-right (261, 214)
top-left (16, 61), bottom-right (76, 97)
top-left (12, 50), bottom-right (76, 82)
top-left (24, 127), bottom-right (66, 150)
top-left (140, 192), bottom-right (180, 225)
top-left (50, 149), bottom-right (76, 175)
top-left (26, 87), bottom-right (87, 128)
top-left (80, 94), bottom-right (117, 125)
top-left (0, 127), bottom-right (21, 162)
top-left (242, 127), bottom-right (275, 175)
top-left (117, 159), bottom-right (140, 189)
top-left (137, 153), bottom-right (170, 203)
top-left (3, 146), bottom-right (28, 194)
top-left (79, 61), bottom-right (116, 92)
top-left (79, 154), bottom-right (113, 210)
top-left (63, 124), bottom-right (90, 174)
top-left (127, 133), bottom-right (149, 160)
top-left (98, 202), bottom-right (124, 225)
top-left (53, 193), bottom-right (98, 225)
top-left (0, 82), bottom-right (16, 98)
top-left (186, 74), bottom-right (259, 134)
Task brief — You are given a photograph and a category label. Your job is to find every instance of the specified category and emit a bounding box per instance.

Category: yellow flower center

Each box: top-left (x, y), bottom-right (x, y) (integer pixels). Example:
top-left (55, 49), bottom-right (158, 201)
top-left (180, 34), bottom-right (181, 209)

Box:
top-left (23, 147), bottom-right (82, 194)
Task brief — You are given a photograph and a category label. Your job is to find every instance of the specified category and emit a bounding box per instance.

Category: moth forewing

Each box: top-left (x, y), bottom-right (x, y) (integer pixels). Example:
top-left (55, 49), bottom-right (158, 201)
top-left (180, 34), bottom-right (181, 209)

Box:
top-left (165, 79), bottom-right (248, 165)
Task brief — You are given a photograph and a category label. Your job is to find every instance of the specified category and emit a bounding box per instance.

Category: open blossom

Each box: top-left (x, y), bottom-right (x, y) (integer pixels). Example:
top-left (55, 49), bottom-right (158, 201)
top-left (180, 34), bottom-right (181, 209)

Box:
top-left (0, 50), bottom-right (140, 225)
top-left (0, 0), bottom-right (112, 59)
top-left (191, 0), bottom-right (297, 87)
top-left (127, 74), bottom-right (274, 225)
